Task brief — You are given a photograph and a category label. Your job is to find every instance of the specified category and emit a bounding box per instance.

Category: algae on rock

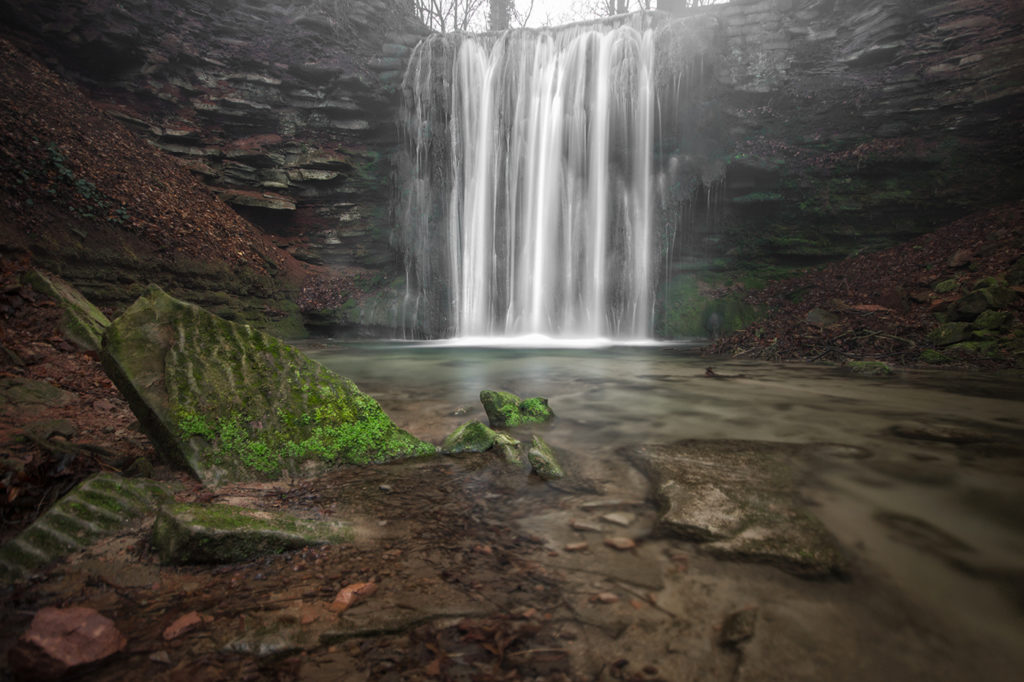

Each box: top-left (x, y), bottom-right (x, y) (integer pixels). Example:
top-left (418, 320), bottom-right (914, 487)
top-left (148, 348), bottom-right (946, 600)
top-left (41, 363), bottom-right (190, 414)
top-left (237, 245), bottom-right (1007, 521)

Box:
top-left (441, 421), bottom-right (497, 455)
top-left (479, 390), bottom-right (554, 429)
top-left (152, 503), bottom-right (352, 565)
top-left (23, 269), bottom-right (110, 351)
top-left (101, 285), bottom-right (434, 487)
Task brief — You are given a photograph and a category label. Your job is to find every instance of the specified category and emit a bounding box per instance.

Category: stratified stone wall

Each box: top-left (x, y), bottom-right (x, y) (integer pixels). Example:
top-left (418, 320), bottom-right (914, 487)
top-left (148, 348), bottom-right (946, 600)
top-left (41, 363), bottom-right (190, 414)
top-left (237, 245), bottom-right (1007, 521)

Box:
top-left (658, 0), bottom-right (1024, 265)
top-left (0, 0), bottom-right (428, 272)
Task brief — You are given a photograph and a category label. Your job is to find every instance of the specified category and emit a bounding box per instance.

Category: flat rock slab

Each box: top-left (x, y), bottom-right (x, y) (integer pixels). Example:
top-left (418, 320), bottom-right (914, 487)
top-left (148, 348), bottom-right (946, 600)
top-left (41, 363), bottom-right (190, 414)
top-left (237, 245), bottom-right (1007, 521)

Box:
top-left (24, 269), bottom-right (110, 351)
top-left (622, 440), bottom-right (847, 578)
top-left (100, 285), bottom-right (433, 487)
top-left (0, 473), bottom-right (174, 583)
top-left (152, 502), bottom-right (353, 565)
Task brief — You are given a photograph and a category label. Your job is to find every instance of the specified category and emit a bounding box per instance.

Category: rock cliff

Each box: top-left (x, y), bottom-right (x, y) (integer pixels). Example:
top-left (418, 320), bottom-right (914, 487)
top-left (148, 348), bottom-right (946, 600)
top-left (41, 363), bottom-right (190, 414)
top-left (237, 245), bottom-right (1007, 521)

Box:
top-left (1, 0), bottom-right (1020, 337)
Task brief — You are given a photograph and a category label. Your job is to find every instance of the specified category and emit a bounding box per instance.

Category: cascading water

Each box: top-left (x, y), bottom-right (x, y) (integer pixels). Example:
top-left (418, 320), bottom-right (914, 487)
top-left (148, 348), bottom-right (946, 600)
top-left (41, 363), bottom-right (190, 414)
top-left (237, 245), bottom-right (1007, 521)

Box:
top-left (397, 14), bottom-right (709, 342)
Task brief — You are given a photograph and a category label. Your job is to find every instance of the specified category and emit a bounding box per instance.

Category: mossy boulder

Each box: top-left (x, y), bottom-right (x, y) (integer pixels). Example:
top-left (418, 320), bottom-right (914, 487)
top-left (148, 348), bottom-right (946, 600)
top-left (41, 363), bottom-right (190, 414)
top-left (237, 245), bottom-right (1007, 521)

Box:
top-left (847, 360), bottom-right (894, 376)
top-left (441, 421), bottom-right (496, 455)
top-left (100, 285), bottom-right (434, 487)
top-left (527, 435), bottom-right (564, 480)
top-left (0, 473), bottom-right (174, 583)
top-left (152, 503), bottom-right (352, 565)
top-left (932, 278), bottom-right (959, 294)
top-left (927, 322), bottom-right (973, 346)
top-left (23, 269), bottom-right (110, 351)
top-left (973, 310), bottom-right (1013, 331)
top-left (479, 390), bottom-right (554, 429)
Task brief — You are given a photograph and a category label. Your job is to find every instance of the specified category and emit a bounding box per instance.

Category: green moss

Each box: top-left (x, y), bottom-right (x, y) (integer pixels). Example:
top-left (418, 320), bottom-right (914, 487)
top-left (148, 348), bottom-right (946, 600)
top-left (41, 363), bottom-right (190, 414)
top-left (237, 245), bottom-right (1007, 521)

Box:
top-left (479, 390), bottom-right (553, 428)
top-left (933, 279), bottom-right (959, 294)
top-left (847, 360), bottom-right (894, 376)
top-left (442, 421), bottom-right (497, 454)
top-left (919, 349), bottom-right (951, 364)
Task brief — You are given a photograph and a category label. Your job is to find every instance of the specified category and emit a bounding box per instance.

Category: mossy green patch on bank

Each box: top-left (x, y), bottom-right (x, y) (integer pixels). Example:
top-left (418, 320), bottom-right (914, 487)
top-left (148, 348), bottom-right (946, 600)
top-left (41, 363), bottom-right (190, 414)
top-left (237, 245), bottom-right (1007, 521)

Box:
top-left (101, 285), bottom-right (434, 487)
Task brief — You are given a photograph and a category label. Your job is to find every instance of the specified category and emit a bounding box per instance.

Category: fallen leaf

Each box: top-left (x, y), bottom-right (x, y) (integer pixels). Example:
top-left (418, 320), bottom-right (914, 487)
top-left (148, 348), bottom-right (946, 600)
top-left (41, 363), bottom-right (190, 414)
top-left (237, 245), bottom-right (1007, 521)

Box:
top-left (328, 582), bottom-right (378, 613)
top-left (163, 611), bottom-right (203, 640)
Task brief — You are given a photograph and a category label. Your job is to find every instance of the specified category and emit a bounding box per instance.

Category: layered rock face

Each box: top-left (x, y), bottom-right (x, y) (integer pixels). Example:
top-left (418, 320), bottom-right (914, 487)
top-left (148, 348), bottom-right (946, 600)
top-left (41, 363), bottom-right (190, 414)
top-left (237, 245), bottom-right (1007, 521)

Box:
top-left (1, 0), bottom-right (1020, 337)
top-left (660, 0), bottom-right (1024, 266)
top-left (0, 0), bottom-right (426, 277)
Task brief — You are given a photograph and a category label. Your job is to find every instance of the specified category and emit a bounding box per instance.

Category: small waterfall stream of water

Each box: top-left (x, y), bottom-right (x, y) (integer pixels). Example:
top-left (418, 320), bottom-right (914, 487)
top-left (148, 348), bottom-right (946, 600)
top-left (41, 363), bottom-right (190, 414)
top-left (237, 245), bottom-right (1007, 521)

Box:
top-left (399, 17), bottom-right (660, 341)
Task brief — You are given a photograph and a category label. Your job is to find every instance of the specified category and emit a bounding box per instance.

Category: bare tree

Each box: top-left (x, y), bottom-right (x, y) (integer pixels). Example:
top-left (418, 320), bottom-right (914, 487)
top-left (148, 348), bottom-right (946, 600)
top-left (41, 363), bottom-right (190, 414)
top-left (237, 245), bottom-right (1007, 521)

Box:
top-left (413, 0), bottom-right (488, 32)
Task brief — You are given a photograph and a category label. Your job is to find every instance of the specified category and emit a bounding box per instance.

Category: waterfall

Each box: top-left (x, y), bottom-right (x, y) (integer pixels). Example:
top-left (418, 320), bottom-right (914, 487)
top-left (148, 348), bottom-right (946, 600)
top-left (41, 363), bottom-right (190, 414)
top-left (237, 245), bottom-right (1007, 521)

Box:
top-left (398, 17), bottom-right (661, 341)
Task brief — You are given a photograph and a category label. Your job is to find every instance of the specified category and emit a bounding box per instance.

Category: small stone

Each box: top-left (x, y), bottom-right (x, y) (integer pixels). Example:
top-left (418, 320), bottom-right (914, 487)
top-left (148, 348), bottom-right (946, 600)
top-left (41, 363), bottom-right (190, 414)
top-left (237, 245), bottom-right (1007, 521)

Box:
top-left (570, 519), bottom-right (602, 532)
top-left (948, 249), bottom-right (972, 268)
top-left (149, 651), bottom-right (172, 665)
top-left (719, 607), bottom-right (758, 646)
top-left (379, 484), bottom-right (394, 493)
top-left (579, 498), bottom-right (644, 511)
top-left (600, 511), bottom-right (636, 527)
top-left (8, 606), bottom-right (127, 679)
top-left (592, 592), bottom-right (619, 604)
top-left (604, 537), bottom-right (637, 551)
top-left (564, 542), bottom-right (589, 552)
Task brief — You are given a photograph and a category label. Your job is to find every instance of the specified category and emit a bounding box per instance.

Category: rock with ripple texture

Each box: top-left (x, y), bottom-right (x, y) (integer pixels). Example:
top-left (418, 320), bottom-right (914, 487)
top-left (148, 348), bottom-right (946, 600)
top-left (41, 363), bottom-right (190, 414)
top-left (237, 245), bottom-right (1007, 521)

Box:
top-left (101, 285), bottom-right (434, 486)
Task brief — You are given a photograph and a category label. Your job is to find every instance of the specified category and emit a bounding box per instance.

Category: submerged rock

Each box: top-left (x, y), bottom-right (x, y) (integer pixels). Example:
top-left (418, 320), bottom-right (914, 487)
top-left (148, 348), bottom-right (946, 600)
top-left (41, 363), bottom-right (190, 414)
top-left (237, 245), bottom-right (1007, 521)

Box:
top-left (527, 435), bottom-right (564, 480)
top-left (493, 432), bottom-right (525, 467)
top-left (23, 269), bottom-right (110, 351)
top-left (151, 503), bottom-right (352, 565)
top-left (479, 389), bottom-right (554, 428)
top-left (623, 440), bottom-right (847, 578)
top-left (100, 286), bottom-right (434, 486)
top-left (441, 421), bottom-right (496, 454)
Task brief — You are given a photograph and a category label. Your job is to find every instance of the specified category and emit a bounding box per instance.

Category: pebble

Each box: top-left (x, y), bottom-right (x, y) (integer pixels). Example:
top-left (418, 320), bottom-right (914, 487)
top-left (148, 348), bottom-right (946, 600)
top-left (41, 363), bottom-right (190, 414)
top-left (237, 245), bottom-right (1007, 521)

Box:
top-left (600, 511), bottom-right (636, 527)
top-left (580, 498), bottom-right (644, 511)
top-left (570, 519), bottom-right (602, 532)
top-left (593, 592), bottom-right (619, 604)
top-left (564, 541), bottom-right (588, 552)
top-left (603, 537), bottom-right (636, 551)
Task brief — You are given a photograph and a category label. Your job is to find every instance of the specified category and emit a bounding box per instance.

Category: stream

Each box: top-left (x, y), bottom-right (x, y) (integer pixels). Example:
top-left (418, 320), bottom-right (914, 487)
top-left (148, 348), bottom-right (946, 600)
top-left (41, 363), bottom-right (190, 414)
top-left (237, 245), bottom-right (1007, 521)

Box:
top-left (307, 341), bottom-right (1024, 675)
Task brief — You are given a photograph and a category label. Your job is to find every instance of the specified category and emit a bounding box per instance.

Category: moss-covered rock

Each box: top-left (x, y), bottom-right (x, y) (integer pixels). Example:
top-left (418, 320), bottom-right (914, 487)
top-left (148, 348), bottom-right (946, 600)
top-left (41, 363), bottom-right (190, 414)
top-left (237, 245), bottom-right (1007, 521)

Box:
top-left (973, 310), bottom-right (1013, 331)
top-left (493, 432), bottom-right (525, 467)
top-left (918, 349), bottom-right (951, 364)
top-left (927, 322), bottom-right (973, 346)
top-left (932, 278), bottom-right (959, 294)
top-left (0, 473), bottom-right (174, 583)
top-left (441, 421), bottom-right (496, 455)
top-left (527, 435), bottom-right (564, 480)
top-left (23, 269), bottom-right (111, 351)
top-left (151, 503), bottom-right (352, 565)
top-left (100, 285), bottom-right (434, 487)
top-left (847, 360), bottom-right (894, 376)
top-left (479, 390), bottom-right (554, 429)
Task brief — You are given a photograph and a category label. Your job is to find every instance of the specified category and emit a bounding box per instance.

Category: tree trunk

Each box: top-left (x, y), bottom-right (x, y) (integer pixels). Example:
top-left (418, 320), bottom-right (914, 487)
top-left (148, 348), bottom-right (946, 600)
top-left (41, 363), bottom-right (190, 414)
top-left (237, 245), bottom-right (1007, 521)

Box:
top-left (489, 0), bottom-right (510, 30)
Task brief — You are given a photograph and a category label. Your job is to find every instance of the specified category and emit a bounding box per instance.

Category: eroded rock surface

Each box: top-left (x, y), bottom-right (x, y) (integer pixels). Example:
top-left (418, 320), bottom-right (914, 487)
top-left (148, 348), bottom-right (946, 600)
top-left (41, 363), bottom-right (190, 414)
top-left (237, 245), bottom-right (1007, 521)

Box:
top-left (100, 285), bottom-right (433, 486)
top-left (623, 440), bottom-right (847, 577)
top-left (152, 503), bottom-right (352, 565)
top-left (0, 473), bottom-right (173, 583)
